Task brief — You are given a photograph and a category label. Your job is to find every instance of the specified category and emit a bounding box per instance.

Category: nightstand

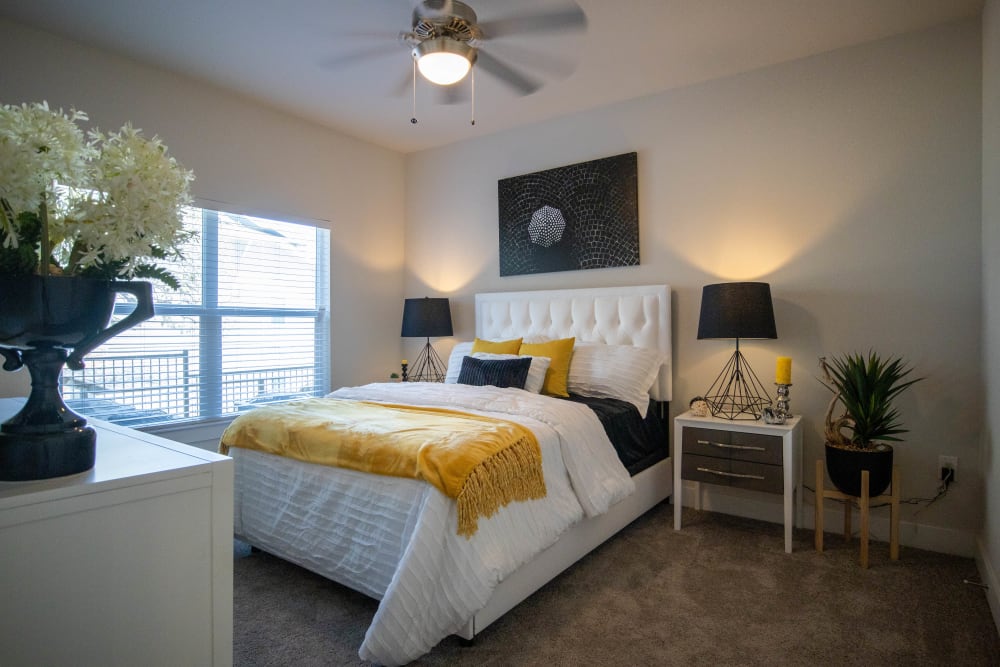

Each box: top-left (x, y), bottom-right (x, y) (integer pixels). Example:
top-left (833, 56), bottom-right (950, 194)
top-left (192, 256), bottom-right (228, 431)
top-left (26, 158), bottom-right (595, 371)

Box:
top-left (673, 411), bottom-right (803, 552)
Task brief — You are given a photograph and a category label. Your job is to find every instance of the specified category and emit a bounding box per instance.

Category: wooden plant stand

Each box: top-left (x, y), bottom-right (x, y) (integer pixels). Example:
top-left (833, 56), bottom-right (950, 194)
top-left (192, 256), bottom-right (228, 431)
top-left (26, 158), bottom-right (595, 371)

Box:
top-left (814, 460), bottom-right (900, 569)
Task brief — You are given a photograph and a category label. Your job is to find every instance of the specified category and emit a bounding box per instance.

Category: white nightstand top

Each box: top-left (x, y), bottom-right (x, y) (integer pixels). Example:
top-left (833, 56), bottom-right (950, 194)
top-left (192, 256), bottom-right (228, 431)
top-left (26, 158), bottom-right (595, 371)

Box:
top-left (675, 410), bottom-right (801, 433)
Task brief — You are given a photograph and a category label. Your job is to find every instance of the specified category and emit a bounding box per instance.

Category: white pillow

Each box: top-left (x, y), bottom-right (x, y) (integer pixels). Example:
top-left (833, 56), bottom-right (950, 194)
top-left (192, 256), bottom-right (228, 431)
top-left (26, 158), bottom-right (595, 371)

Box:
top-left (444, 342), bottom-right (475, 384)
top-left (443, 343), bottom-right (551, 393)
top-left (567, 343), bottom-right (666, 417)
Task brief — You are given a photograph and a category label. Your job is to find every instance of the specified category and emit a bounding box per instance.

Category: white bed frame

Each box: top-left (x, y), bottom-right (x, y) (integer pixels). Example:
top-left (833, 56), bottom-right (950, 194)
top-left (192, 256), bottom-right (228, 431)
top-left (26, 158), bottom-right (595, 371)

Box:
top-left (461, 284), bottom-right (673, 639)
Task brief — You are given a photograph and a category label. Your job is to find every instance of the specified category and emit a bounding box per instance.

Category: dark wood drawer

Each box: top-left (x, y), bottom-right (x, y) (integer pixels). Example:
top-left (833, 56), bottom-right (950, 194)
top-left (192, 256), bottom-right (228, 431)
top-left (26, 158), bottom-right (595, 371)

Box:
top-left (682, 427), bottom-right (782, 465)
top-left (681, 453), bottom-right (783, 494)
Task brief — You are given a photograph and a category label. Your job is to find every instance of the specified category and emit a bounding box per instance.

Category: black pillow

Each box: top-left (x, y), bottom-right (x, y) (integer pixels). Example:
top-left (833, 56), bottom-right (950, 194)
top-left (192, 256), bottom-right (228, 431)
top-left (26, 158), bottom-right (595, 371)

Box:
top-left (457, 356), bottom-right (531, 389)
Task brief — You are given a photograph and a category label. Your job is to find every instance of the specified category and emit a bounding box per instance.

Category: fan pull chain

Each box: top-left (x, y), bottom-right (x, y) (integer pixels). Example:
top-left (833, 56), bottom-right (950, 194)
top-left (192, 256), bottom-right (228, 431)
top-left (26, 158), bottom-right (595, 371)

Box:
top-left (410, 58), bottom-right (418, 125)
top-left (470, 67), bottom-right (476, 126)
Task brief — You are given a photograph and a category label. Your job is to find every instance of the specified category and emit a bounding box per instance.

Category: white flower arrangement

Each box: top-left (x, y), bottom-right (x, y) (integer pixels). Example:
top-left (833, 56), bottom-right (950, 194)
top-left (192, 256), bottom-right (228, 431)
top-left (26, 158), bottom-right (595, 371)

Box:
top-left (0, 101), bottom-right (194, 287)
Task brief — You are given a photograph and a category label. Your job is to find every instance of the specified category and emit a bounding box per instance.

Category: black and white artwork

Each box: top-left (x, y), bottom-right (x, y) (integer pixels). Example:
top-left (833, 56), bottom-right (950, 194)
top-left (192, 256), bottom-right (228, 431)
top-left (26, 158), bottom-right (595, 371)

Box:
top-left (498, 152), bottom-right (639, 277)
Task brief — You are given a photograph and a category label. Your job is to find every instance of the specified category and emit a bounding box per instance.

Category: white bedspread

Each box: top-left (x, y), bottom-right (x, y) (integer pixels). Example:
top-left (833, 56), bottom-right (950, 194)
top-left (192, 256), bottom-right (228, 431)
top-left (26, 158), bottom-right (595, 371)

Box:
top-left (231, 382), bottom-right (634, 665)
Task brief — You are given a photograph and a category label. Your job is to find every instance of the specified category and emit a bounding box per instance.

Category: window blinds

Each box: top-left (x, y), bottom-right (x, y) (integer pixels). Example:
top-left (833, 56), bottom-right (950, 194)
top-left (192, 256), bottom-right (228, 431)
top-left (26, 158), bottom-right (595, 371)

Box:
top-left (61, 207), bottom-right (330, 427)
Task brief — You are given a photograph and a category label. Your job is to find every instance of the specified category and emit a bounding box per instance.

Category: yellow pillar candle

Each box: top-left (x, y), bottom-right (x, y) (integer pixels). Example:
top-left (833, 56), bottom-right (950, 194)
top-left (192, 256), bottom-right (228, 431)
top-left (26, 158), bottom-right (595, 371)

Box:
top-left (401, 359), bottom-right (408, 365)
top-left (776, 357), bottom-right (792, 384)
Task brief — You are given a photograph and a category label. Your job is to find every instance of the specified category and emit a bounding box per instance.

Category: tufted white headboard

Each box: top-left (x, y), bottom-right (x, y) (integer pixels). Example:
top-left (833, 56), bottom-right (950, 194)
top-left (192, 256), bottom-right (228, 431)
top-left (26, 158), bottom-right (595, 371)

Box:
top-left (475, 284), bottom-right (672, 402)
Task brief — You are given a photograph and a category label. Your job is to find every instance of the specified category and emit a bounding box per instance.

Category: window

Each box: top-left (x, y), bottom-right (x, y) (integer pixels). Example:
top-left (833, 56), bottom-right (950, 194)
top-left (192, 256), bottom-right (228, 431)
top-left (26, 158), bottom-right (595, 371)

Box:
top-left (60, 205), bottom-right (330, 428)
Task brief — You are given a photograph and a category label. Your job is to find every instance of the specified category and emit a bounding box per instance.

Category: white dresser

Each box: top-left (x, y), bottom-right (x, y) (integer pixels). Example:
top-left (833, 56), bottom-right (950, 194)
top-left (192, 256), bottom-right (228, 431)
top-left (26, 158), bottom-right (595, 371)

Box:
top-left (0, 398), bottom-right (233, 666)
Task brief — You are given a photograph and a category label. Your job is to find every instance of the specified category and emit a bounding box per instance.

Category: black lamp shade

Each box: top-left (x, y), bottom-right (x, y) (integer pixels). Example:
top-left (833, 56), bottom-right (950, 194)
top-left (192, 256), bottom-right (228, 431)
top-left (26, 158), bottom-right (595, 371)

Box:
top-left (401, 297), bottom-right (453, 338)
top-left (697, 282), bottom-right (777, 340)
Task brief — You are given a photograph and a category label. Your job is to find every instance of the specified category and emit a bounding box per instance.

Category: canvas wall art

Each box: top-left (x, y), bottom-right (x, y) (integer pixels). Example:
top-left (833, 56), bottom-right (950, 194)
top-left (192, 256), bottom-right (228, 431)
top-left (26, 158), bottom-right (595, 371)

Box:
top-left (497, 152), bottom-right (639, 277)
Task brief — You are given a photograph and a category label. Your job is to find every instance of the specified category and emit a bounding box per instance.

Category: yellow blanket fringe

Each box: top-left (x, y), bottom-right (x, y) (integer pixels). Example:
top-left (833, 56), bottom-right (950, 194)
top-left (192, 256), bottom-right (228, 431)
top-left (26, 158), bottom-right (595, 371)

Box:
top-left (220, 398), bottom-right (546, 538)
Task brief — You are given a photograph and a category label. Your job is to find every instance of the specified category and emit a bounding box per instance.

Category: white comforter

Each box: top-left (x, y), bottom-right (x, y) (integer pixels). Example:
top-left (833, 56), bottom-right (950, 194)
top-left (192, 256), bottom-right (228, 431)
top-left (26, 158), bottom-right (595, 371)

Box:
top-left (232, 382), bottom-right (634, 665)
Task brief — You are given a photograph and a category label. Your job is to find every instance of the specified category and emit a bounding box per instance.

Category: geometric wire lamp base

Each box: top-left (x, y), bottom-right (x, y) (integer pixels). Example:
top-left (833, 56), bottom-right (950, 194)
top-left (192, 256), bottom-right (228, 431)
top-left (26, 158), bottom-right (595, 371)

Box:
top-left (407, 338), bottom-right (447, 382)
top-left (703, 348), bottom-right (773, 420)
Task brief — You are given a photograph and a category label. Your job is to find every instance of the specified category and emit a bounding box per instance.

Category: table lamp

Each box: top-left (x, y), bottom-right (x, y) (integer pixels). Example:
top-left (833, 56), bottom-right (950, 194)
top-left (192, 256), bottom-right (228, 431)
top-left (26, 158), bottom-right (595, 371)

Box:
top-left (401, 297), bottom-right (453, 382)
top-left (697, 282), bottom-right (777, 419)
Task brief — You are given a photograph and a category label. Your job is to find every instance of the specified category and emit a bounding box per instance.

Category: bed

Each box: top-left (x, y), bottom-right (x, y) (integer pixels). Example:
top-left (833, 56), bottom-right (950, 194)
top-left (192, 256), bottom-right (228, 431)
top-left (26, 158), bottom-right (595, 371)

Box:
top-left (225, 284), bottom-right (673, 665)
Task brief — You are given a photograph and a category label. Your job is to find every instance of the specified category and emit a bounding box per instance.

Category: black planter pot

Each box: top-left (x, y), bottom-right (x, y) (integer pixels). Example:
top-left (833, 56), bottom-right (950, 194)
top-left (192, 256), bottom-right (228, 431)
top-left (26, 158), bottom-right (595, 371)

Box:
top-left (825, 441), bottom-right (894, 497)
top-left (0, 275), bottom-right (154, 481)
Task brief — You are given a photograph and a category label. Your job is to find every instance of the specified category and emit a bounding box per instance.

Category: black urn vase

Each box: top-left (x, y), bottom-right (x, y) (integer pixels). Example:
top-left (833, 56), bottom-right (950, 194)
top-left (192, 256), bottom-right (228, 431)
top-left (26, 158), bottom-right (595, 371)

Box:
top-left (0, 275), bottom-right (154, 481)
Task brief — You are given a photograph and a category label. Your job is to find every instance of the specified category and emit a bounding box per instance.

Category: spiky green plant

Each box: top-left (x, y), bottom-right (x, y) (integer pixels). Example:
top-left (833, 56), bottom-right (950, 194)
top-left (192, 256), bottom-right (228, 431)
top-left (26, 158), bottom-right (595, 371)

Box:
top-left (819, 351), bottom-right (923, 449)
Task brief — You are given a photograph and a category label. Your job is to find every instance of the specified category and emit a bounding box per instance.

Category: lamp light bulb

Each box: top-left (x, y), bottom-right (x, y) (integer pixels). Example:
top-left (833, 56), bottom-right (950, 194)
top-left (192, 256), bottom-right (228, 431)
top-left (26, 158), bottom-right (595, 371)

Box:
top-left (417, 51), bottom-right (471, 85)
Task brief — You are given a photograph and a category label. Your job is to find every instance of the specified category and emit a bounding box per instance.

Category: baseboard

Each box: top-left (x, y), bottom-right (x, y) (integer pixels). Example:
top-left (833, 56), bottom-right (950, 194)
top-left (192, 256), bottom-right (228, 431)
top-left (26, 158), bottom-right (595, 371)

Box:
top-left (680, 481), bottom-right (977, 557)
top-left (975, 537), bottom-right (1000, 634)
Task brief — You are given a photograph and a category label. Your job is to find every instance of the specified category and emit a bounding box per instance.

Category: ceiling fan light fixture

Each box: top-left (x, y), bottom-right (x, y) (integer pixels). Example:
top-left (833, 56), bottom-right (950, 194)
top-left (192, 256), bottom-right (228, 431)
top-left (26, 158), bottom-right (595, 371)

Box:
top-left (413, 37), bottom-right (476, 85)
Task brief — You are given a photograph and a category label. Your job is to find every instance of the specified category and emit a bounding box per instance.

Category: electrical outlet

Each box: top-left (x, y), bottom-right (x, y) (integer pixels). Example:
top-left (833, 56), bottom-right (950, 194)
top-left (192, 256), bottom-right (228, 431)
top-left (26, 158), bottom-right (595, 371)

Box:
top-left (939, 455), bottom-right (958, 482)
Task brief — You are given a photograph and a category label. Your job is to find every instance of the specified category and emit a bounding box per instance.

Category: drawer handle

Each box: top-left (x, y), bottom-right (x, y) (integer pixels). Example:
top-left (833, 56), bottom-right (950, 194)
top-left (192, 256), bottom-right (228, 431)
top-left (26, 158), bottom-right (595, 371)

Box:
top-left (696, 466), bottom-right (766, 481)
top-left (697, 439), bottom-right (766, 453)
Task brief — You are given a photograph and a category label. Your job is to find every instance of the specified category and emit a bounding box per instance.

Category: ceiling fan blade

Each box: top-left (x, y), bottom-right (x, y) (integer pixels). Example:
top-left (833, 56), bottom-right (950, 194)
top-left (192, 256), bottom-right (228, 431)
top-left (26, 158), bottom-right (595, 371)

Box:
top-left (477, 5), bottom-right (587, 39)
top-left (391, 69), bottom-right (413, 97)
top-left (475, 50), bottom-right (541, 96)
top-left (437, 83), bottom-right (469, 105)
top-left (480, 42), bottom-right (576, 80)
top-left (320, 44), bottom-right (400, 69)
top-left (341, 29), bottom-right (410, 41)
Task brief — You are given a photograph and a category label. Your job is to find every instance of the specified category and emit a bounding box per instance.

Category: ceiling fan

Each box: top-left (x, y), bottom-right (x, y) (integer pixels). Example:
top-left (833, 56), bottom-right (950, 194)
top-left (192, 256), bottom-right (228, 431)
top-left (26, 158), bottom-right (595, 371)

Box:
top-left (327, 0), bottom-right (587, 100)
top-left (403, 0), bottom-right (586, 95)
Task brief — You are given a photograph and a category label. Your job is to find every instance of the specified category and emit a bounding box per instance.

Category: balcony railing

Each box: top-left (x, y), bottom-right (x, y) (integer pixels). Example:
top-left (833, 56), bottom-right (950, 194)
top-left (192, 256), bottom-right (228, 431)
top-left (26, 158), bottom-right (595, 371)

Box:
top-left (60, 351), bottom-right (319, 427)
top-left (223, 366), bottom-right (317, 411)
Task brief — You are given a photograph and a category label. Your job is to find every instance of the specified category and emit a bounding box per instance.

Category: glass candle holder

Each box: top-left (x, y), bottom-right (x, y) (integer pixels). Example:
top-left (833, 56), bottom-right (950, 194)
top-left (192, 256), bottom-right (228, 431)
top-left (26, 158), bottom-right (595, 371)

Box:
top-left (763, 383), bottom-right (791, 424)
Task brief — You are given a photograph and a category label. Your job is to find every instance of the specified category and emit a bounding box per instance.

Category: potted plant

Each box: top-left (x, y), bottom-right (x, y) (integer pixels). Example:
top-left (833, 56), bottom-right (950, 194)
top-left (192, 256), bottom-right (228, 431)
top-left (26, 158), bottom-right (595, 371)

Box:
top-left (818, 351), bottom-right (922, 497)
top-left (0, 101), bottom-right (194, 480)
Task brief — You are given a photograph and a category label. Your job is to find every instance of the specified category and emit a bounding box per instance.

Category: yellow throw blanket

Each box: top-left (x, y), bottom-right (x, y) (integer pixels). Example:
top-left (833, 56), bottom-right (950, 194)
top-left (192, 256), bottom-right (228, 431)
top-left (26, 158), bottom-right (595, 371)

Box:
top-left (220, 398), bottom-right (546, 537)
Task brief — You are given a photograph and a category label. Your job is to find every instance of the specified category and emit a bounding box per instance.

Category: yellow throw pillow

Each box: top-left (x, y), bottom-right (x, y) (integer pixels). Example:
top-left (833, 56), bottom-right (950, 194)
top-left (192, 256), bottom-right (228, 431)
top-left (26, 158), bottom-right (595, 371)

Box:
top-left (519, 337), bottom-right (575, 397)
top-left (472, 337), bottom-right (522, 354)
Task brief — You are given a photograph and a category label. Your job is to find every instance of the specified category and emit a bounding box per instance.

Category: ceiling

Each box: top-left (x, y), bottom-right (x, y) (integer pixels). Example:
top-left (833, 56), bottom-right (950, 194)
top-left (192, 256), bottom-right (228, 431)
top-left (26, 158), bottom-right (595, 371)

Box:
top-left (1, 0), bottom-right (983, 154)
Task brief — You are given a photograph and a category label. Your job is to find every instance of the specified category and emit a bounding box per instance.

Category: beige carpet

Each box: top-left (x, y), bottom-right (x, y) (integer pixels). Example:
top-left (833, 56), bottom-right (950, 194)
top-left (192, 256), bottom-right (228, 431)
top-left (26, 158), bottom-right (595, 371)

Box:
top-left (234, 503), bottom-right (999, 666)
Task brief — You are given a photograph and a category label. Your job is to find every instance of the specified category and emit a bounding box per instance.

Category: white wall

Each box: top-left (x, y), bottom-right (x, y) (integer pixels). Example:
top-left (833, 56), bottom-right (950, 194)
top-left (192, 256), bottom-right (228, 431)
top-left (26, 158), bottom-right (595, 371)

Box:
top-left (405, 20), bottom-right (983, 552)
top-left (0, 19), bottom-right (407, 403)
top-left (979, 0), bottom-right (1000, 628)
top-left (1, 16), bottom-right (989, 558)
